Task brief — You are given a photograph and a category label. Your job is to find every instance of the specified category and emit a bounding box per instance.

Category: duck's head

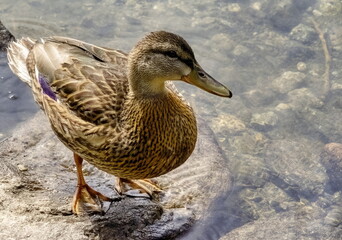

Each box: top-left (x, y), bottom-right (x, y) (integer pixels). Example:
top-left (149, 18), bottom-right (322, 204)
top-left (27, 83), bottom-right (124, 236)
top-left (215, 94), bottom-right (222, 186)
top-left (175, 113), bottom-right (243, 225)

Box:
top-left (128, 31), bottom-right (232, 98)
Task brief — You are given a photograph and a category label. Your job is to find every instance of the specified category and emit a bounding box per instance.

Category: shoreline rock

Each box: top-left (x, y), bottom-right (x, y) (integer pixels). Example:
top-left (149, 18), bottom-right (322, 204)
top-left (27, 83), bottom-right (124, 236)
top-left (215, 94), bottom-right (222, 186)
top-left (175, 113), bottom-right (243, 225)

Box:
top-left (0, 112), bottom-right (231, 240)
top-left (0, 20), bottom-right (15, 51)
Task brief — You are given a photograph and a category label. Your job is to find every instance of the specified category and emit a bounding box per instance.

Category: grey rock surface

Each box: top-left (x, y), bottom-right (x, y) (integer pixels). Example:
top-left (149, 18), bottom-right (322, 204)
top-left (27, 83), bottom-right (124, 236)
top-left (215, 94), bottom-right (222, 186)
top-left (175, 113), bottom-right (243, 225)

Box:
top-left (0, 112), bottom-right (231, 240)
top-left (0, 20), bottom-right (14, 51)
top-left (250, 111), bottom-right (278, 131)
top-left (220, 207), bottom-right (342, 240)
top-left (265, 139), bottom-right (327, 200)
top-left (271, 71), bottom-right (306, 94)
top-left (321, 143), bottom-right (342, 192)
top-left (289, 23), bottom-right (316, 44)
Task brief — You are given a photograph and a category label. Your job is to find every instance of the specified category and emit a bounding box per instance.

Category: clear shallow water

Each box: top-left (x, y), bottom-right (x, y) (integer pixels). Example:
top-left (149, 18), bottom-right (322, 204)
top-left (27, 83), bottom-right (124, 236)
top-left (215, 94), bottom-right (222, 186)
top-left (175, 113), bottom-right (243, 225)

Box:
top-left (1, 0), bottom-right (342, 239)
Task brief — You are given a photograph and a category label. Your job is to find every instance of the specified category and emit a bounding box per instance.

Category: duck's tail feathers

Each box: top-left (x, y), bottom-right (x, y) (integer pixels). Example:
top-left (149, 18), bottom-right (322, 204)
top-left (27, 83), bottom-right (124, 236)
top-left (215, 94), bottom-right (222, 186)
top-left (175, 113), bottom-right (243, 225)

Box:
top-left (7, 38), bottom-right (36, 86)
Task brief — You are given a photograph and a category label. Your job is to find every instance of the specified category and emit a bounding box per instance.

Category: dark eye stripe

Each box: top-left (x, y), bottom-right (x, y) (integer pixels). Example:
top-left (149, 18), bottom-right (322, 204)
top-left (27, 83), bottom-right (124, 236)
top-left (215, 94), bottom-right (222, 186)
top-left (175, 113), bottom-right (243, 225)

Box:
top-left (163, 51), bottom-right (193, 69)
top-left (150, 49), bottom-right (194, 69)
top-left (181, 58), bottom-right (193, 69)
top-left (165, 51), bottom-right (178, 58)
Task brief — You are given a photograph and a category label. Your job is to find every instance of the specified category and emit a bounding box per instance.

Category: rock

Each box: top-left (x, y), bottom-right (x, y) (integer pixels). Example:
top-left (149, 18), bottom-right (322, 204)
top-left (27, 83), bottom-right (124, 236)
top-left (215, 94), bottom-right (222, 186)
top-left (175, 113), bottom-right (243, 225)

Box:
top-left (288, 87), bottom-right (324, 109)
top-left (324, 204), bottom-right (342, 227)
top-left (284, 46), bottom-right (316, 66)
top-left (286, 88), bottom-right (341, 142)
top-left (289, 23), bottom-right (316, 44)
top-left (233, 181), bottom-right (300, 222)
top-left (243, 89), bottom-right (277, 107)
top-left (320, 143), bottom-right (342, 192)
top-left (331, 82), bottom-right (342, 92)
top-left (265, 139), bottom-right (327, 200)
top-left (209, 33), bottom-right (235, 53)
top-left (265, 0), bottom-right (311, 32)
top-left (250, 2), bottom-right (262, 11)
top-left (0, 112), bottom-right (231, 239)
top-left (233, 44), bottom-right (249, 56)
top-left (230, 130), bottom-right (268, 156)
top-left (272, 71), bottom-right (306, 94)
top-left (17, 164), bottom-right (28, 172)
top-left (220, 207), bottom-right (342, 240)
top-left (233, 155), bottom-right (269, 189)
top-left (0, 20), bottom-right (15, 51)
top-left (296, 61), bottom-right (307, 71)
top-left (209, 114), bottom-right (246, 135)
top-left (227, 3), bottom-right (241, 13)
top-left (250, 111), bottom-right (278, 131)
top-left (275, 103), bottom-right (291, 111)
top-left (319, 0), bottom-right (342, 16)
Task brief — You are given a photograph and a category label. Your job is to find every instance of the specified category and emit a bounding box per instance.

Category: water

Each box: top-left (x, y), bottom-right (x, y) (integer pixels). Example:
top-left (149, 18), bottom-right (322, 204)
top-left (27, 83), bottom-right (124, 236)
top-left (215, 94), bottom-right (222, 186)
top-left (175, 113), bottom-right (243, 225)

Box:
top-left (1, 0), bottom-right (342, 239)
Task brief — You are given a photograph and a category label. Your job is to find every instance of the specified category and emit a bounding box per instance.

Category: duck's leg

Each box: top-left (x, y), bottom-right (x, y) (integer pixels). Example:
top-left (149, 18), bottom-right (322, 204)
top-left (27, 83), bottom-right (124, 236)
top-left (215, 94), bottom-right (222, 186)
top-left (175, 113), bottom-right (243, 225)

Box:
top-left (115, 177), bottom-right (162, 199)
top-left (72, 153), bottom-right (112, 214)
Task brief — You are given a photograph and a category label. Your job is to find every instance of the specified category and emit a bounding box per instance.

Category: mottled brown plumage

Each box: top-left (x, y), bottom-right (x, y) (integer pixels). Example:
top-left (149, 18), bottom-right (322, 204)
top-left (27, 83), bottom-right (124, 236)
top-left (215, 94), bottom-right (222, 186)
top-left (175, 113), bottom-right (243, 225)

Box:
top-left (7, 31), bottom-right (232, 213)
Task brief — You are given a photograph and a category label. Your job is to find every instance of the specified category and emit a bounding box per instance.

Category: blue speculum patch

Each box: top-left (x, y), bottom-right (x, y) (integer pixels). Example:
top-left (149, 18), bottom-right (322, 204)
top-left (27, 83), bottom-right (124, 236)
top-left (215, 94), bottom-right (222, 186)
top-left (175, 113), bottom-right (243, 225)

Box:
top-left (39, 74), bottom-right (57, 100)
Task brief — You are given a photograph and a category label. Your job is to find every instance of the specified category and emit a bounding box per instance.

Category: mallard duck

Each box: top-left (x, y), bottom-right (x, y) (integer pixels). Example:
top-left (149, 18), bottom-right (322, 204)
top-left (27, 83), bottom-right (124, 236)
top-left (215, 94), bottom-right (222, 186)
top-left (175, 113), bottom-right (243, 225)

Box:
top-left (7, 31), bottom-right (232, 214)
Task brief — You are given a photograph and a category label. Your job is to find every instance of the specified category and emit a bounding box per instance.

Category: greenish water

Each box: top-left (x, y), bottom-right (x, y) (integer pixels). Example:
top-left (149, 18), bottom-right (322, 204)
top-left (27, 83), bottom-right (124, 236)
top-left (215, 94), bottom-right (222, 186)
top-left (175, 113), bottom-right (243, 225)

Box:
top-left (1, 0), bottom-right (342, 239)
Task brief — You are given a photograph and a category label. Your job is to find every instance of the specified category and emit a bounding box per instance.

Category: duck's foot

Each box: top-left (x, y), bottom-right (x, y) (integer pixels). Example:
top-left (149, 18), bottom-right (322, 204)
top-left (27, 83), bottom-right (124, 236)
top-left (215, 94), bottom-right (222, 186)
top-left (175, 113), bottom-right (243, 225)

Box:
top-left (72, 183), bottom-right (113, 215)
top-left (72, 153), bottom-right (114, 215)
top-left (115, 178), bottom-right (162, 199)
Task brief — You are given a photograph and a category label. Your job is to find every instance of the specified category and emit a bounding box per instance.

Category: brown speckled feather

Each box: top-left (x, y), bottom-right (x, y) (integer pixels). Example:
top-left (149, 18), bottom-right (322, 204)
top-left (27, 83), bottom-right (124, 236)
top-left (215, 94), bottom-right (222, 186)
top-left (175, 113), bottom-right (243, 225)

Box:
top-left (31, 38), bottom-right (129, 126)
top-left (7, 33), bottom-right (200, 179)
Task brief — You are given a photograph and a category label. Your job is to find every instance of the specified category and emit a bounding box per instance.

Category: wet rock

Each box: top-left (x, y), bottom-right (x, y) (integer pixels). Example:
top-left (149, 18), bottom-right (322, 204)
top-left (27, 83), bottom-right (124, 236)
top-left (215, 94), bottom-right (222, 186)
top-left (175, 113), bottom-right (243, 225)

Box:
top-left (243, 89), bottom-right (277, 107)
top-left (227, 3), bottom-right (241, 13)
top-left (209, 114), bottom-right (246, 135)
top-left (284, 46), bottom-right (316, 66)
top-left (287, 90), bottom-right (341, 142)
top-left (209, 33), bottom-right (235, 53)
top-left (0, 157), bottom-right (21, 179)
top-left (319, 0), bottom-right (342, 16)
top-left (17, 164), bottom-right (28, 172)
top-left (324, 205), bottom-right (342, 227)
top-left (233, 155), bottom-right (269, 189)
top-left (289, 23), bottom-right (317, 44)
top-left (0, 112), bottom-right (231, 239)
top-left (231, 44), bottom-right (268, 69)
top-left (272, 71), bottom-right (306, 94)
top-left (0, 20), bottom-right (15, 51)
top-left (266, 0), bottom-right (310, 32)
top-left (331, 82), bottom-right (342, 92)
top-left (88, 201), bottom-right (194, 240)
top-left (250, 111), bottom-right (278, 131)
top-left (275, 103), bottom-right (291, 111)
top-left (296, 61), bottom-right (307, 72)
top-left (233, 44), bottom-right (249, 57)
top-left (232, 130), bottom-right (268, 155)
top-left (265, 139), bottom-right (327, 201)
top-left (220, 206), bottom-right (342, 240)
top-left (288, 87), bottom-right (324, 109)
top-left (320, 143), bottom-right (342, 192)
top-left (87, 198), bottom-right (166, 239)
top-left (235, 180), bottom-right (301, 222)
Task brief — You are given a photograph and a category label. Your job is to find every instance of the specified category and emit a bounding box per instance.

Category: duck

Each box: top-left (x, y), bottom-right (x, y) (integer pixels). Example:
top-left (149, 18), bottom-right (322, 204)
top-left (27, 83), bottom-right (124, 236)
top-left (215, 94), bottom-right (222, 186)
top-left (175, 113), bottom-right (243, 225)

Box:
top-left (7, 31), bottom-right (232, 214)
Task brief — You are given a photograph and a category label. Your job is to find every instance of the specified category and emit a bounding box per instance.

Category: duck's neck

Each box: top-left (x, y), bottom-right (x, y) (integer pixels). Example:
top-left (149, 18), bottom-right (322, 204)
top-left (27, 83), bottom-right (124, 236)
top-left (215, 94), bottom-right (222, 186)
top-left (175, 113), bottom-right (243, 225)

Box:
top-left (127, 52), bottom-right (169, 97)
top-left (128, 71), bottom-right (167, 98)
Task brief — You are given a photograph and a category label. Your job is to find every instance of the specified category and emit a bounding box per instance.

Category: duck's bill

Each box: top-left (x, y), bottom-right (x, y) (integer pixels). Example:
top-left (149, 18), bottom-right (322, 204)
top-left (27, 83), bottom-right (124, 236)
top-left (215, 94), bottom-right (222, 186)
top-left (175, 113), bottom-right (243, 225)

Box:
top-left (181, 64), bottom-right (232, 98)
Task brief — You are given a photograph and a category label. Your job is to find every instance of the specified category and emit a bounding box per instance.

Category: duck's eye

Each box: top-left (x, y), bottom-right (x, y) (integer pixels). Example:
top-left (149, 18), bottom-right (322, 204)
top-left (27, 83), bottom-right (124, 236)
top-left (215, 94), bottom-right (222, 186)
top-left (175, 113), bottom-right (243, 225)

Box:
top-left (165, 51), bottom-right (178, 59)
top-left (198, 71), bottom-right (206, 78)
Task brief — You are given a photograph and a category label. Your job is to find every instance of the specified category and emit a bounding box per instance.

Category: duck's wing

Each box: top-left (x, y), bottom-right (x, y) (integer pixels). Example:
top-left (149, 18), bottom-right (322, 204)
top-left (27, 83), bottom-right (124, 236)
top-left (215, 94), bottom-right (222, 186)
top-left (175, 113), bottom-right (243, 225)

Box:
top-left (48, 36), bottom-right (127, 65)
top-left (9, 37), bottom-right (129, 126)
